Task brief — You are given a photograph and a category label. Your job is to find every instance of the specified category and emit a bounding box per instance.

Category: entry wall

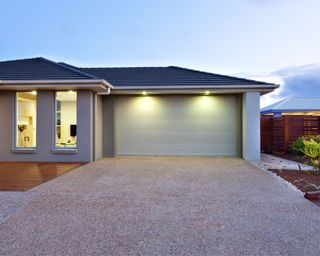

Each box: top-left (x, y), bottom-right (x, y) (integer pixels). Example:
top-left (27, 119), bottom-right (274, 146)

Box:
top-left (0, 90), bottom-right (94, 162)
top-left (242, 92), bottom-right (260, 161)
top-left (94, 94), bottom-right (103, 160)
top-left (102, 95), bottom-right (115, 157)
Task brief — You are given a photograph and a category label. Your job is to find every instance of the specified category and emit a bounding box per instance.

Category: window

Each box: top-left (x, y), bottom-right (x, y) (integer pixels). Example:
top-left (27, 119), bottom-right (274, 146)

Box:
top-left (15, 91), bottom-right (37, 147)
top-left (55, 91), bottom-right (77, 148)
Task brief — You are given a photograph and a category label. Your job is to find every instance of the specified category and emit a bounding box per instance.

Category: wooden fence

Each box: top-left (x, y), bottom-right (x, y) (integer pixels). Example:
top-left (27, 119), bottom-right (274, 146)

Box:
top-left (261, 115), bottom-right (320, 153)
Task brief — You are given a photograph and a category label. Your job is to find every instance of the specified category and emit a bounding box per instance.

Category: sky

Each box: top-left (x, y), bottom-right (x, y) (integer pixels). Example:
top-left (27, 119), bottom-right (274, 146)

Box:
top-left (1, 0), bottom-right (320, 107)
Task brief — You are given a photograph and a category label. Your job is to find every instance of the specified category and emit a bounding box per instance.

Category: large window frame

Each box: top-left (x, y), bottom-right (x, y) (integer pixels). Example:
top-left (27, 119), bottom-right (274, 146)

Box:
top-left (54, 91), bottom-right (77, 149)
top-left (14, 91), bottom-right (37, 149)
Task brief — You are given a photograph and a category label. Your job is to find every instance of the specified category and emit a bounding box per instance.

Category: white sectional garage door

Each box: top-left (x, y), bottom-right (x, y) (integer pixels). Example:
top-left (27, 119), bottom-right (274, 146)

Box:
top-left (115, 95), bottom-right (240, 156)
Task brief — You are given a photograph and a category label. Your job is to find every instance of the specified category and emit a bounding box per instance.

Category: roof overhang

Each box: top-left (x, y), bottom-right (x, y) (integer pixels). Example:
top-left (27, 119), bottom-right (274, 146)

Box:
top-left (261, 109), bottom-right (320, 114)
top-left (110, 84), bottom-right (279, 95)
top-left (0, 79), bottom-right (113, 93)
top-left (0, 79), bottom-right (278, 95)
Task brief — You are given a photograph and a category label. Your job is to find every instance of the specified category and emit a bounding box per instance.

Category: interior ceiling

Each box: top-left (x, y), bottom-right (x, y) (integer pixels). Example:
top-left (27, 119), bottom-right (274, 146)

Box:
top-left (17, 92), bottom-right (36, 101)
top-left (56, 91), bottom-right (77, 101)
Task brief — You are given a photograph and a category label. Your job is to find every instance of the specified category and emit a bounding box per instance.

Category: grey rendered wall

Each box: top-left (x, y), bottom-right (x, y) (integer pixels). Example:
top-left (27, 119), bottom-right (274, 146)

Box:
top-left (0, 91), bottom-right (15, 158)
top-left (0, 90), bottom-right (94, 162)
top-left (242, 92), bottom-right (260, 161)
top-left (102, 95), bottom-right (115, 157)
top-left (94, 94), bottom-right (103, 160)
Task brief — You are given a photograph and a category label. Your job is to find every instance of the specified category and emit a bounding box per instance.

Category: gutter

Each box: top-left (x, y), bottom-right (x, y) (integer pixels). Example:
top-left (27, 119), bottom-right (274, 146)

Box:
top-left (111, 84), bottom-right (279, 95)
top-left (0, 79), bottom-right (113, 93)
top-left (0, 79), bottom-right (278, 94)
top-left (261, 109), bottom-right (320, 114)
top-left (111, 84), bottom-right (279, 90)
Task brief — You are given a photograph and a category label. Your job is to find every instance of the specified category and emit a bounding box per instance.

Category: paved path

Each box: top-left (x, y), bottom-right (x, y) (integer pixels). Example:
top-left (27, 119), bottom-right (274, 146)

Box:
top-left (258, 153), bottom-right (313, 171)
top-left (0, 157), bottom-right (320, 255)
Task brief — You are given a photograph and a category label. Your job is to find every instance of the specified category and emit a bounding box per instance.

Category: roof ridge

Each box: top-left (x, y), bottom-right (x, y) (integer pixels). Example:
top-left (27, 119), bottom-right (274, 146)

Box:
top-left (57, 62), bottom-right (99, 79)
top-left (273, 98), bottom-right (292, 109)
top-left (261, 98), bottom-right (288, 111)
top-left (38, 58), bottom-right (97, 79)
top-left (168, 66), bottom-right (274, 85)
top-left (0, 56), bottom-right (44, 63)
top-left (80, 66), bottom-right (168, 69)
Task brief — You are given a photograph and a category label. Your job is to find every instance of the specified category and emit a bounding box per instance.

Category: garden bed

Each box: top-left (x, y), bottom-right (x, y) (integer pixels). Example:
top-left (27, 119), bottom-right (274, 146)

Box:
top-left (270, 169), bottom-right (320, 207)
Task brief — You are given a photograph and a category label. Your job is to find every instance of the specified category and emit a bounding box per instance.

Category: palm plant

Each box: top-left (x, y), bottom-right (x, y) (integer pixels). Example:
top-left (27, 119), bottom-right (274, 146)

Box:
top-left (302, 139), bottom-right (320, 175)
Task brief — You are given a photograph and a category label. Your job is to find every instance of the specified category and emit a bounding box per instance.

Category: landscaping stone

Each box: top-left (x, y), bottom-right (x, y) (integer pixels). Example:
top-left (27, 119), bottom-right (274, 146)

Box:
top-left (258, 153), bottom-right (313, 171)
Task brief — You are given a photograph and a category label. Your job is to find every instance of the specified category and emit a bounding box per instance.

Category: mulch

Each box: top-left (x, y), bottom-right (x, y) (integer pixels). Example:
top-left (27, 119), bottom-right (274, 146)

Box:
top-left (270, 169), bottom-right (320, 207)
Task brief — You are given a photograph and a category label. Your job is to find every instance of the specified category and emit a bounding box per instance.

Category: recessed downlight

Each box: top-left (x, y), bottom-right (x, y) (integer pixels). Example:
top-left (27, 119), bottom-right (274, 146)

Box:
top-left (142, 91), bottom-right (147, 96)
top-left (205, 91), bottom-right (210, 95)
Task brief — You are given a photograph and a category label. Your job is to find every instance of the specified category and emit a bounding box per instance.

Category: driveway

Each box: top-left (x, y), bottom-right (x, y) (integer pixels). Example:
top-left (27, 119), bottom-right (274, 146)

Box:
top-left (1, 157), bottom-right (320, 255)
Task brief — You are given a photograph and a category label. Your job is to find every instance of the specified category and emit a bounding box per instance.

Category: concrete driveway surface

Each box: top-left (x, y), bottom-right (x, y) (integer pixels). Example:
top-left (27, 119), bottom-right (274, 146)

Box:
top-left (0, 157), bottom-right (320, 256)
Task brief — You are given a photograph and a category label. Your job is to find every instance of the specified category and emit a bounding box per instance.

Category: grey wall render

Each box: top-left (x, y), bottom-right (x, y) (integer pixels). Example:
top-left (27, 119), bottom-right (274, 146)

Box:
top-left (102, 95), bottom-right (115, 157)
top-left (94, 94), bottom-right (103, 160)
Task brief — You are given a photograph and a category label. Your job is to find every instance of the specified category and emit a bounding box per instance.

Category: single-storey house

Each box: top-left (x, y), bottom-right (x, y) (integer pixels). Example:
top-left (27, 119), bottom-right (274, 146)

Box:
top-left (0, 57), bottom-right (277, 162)
top-left (261, 97), bottom-right (320, 153)
top-left (261, 97), bottom-right (320, 116)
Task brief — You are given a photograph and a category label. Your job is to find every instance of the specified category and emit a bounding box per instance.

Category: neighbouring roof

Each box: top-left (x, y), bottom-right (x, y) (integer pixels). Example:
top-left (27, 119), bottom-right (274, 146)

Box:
top-left (0, 57), bottom-right (96, 80)
top-left (0, 57), bottom-right (277, 90)
top-left (261, 97), bottom-right (320, 114)
top-left (78, 66), bottom-right (272, 88)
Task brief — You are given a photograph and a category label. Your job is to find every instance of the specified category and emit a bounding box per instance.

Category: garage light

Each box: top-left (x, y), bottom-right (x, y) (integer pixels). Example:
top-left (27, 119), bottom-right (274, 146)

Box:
top-left (68, 90), bottom-right (74, 95)
top-left (31, 90), bottom-right (37, 95)
top-left (142, 91), bottom-right (147, 96)
top-left (205, 91), bottom-right (210, 95)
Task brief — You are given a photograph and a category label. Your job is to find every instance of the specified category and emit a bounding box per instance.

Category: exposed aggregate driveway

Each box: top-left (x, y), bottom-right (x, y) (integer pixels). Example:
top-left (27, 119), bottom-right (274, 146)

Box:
top-left (1, 157), bottom-right (320, 256)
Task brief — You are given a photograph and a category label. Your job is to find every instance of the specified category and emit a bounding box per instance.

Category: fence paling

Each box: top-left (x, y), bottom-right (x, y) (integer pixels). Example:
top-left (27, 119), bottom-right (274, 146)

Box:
top-left (261, 115), bottom-right (320, 153)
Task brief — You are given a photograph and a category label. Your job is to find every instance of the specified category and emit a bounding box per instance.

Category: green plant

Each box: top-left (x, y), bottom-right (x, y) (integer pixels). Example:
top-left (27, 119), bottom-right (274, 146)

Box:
top-left (289, 137), bottom-right (305, 156)
top-left (290, 135), bottom-right (320, 157)
top-left (313, 135), bottom-right (320, 143)
top-left (302, 139), bottom-right (320, 175)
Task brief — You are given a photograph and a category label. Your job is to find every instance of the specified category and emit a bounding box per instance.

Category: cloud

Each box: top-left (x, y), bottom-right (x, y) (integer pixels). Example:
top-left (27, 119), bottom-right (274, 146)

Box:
top-left (236, 63), bottom-right (320, 108)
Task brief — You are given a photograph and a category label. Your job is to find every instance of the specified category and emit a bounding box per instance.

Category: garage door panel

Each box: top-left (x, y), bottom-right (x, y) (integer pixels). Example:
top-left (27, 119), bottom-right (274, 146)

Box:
top-left (117, 120), bottom-right (236, 132)
top-left (118, 130), bottom-right (237, 144)
top-left (115, 95), bottom-right (239, 156)
top-left (117, 142), bottom-right (237, 156)
top-left (116, 116), bottom-right (237, 130)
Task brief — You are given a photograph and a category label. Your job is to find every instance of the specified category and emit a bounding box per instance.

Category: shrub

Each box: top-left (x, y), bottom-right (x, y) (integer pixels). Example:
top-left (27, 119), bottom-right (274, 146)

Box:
top-left (302, 138), bottom-right (320, 175)
top-left (289, 137), bottom-right (305, 156)
top-left (290, 135), bottom-right (320, 157)
top-left (313, 135), bottom-right (320, 143)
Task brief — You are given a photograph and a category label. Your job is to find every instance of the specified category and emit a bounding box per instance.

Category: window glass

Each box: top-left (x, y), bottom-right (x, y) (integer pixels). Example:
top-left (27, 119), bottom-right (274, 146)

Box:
top-left (16, 92), bottom-right (37, 147)
top-left (55, 91), bottom-right (77, 148)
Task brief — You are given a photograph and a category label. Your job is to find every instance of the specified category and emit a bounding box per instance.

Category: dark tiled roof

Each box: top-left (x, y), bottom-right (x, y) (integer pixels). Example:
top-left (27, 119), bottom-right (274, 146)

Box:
top-left (0, 57), bottom-right (275, 88)
top-left (79, 66), bottom-right (272, 87)
top-left (0, 57), bottom-right (96, 80)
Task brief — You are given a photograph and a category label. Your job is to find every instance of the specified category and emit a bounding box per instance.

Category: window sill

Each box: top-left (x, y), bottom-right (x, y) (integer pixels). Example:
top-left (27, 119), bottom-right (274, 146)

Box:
top-left (12, 148), bottom-right (36, 154)
top-left (51, 148), bottom-right (78, 154)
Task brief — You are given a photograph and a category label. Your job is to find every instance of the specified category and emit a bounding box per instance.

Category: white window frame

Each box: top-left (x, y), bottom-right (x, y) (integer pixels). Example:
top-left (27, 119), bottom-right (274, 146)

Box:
top-left (14, 91), bottom-right (37, 149)
top-left (54, 91), bottom-right (77, 150)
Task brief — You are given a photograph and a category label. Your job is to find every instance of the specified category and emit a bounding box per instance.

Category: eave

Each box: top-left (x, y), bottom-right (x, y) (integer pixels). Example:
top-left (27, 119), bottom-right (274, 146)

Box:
top-left (261, 109), bottom-right (320, 114)
top-left (0, 79), bottom-right (113, 93)
top-left (110, 84), bottom-right (279, 95)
